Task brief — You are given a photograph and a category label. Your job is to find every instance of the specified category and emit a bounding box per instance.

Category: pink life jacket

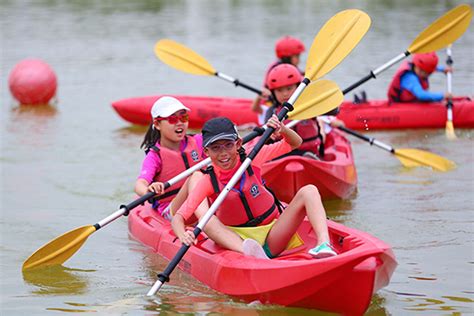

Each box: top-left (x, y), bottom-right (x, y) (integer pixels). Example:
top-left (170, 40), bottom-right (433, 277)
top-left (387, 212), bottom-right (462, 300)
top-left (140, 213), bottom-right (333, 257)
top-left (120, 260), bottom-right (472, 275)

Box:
top-left (150, 136), bottom-right (202, 204)
top-left (205, 162), bottom-right (281, 227)
top-left (387, 61), bottom-right (429, 102)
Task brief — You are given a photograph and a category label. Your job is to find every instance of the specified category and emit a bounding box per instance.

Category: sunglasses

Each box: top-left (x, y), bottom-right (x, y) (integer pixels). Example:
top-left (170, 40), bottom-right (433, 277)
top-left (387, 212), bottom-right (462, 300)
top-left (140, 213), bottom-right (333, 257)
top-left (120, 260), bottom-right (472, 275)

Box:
top-left (207, 141), bottom-right (236, 153)
top-left (155, 113), bottom-right (189, 124)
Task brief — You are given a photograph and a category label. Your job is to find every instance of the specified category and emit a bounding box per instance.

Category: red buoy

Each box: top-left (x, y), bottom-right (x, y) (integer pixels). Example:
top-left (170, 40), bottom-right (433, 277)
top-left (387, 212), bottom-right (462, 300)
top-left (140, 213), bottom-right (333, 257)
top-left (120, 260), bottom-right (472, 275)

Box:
top-left (8, 59), bottom-right (57, 105)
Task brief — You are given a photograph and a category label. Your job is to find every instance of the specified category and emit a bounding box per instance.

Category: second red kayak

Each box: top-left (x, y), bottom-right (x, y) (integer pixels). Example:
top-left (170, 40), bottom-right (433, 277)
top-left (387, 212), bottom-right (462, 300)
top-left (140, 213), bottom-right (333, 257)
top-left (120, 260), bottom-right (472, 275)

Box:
top-left (261, 129), bottom-right (357, 202)
top-left (112, 94), bottom-right (473, 130)
top-left (337, 96), bottom-right (474, 130)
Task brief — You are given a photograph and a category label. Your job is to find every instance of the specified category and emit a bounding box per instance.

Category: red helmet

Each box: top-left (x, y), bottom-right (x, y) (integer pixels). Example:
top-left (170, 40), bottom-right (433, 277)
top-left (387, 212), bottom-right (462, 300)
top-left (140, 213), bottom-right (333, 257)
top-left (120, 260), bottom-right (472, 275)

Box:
top-left (275, 36), bottom-right (305, 59)
top-left (412, 52), bottom-right (438, 74)
top-left (266, 64), bottom-right (303, 90)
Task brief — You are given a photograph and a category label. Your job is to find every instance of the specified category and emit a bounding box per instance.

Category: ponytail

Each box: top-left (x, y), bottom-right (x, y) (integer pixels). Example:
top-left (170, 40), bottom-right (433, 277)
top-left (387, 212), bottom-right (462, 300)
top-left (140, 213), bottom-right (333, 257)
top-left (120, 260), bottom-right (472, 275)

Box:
top-left (141, 123), bottom-right (161, 150)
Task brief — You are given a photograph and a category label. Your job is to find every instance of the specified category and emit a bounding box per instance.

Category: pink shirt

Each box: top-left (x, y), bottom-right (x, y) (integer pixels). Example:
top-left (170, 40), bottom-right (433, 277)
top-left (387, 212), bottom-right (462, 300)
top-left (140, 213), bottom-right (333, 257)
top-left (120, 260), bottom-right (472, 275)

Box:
top-left (176, 139), bottom-right (292, 221)
top-left (138, 134), bottom-right (203, 184)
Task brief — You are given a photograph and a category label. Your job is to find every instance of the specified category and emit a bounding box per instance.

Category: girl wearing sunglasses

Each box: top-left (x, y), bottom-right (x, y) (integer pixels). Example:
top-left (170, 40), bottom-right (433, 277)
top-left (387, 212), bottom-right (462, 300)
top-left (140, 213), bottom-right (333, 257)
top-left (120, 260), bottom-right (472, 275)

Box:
top-left (135, 96), bottom-right (205, 221)
top-left (171, 116), bottom-right (337, 259)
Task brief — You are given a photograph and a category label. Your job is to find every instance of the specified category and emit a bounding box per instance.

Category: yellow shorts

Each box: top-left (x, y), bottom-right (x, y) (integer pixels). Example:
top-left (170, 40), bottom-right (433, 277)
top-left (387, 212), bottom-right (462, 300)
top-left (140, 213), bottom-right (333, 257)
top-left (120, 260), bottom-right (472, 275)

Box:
top-left (228, 220), bottom-right (304, 250)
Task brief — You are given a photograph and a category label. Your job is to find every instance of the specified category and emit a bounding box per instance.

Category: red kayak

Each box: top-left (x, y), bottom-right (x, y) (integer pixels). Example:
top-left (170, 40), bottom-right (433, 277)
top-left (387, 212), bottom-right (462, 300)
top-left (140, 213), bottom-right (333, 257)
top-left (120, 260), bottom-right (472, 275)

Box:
top-left (262, 129), bottom-right (357, 203)
top-left (112, 94), bottom-right (473, 130)
top-left (129, 203), bottom-right (397, 315)
top-left (337, 96), bottom-right (474, 130)
top-left (111, 95), bottom-right (258, 129)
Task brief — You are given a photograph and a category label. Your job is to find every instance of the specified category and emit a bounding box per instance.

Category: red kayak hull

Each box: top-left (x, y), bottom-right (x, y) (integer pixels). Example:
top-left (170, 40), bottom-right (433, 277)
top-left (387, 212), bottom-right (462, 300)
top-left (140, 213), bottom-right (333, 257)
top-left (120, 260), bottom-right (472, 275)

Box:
top-left (112, 94), bottom-right (473, 130)
top-left (111, 95), bottom-right (258, 129)
top-left (262, 129), bottom-right (357, 202)
top-left (129, 204), bottom-right (397, 315)
top-left (337, 97), bottom-right (474, 130)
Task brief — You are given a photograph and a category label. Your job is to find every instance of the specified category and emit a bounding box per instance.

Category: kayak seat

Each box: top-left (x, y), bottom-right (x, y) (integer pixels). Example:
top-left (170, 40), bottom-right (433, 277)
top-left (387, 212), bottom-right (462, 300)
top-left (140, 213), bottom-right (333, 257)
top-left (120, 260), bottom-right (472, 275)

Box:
top-left (321, 153), bottom-right (336, 162)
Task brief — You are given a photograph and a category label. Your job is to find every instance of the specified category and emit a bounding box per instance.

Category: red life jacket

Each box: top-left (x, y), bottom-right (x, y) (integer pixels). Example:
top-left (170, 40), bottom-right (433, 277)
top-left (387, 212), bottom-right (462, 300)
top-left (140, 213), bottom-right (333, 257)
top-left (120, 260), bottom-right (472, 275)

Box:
top-left (387, 61), bottom-right (429, 102)
top-left (290, 118), bottom-right (322, 154)
top-left (264, 104), bottom-right (323, 156)
top-left (205, 163), bottom-right (281, 227)
top-left (150, 136), bottom-right (202, 204)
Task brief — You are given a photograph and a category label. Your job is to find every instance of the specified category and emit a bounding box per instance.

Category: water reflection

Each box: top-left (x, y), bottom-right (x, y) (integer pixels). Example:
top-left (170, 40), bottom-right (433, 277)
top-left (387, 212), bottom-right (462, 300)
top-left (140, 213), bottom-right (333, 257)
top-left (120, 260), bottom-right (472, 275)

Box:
top-left (323, 198), bottom-right (355, 222)
top-left (22, 265), bottom-right (94, 295)
top-left (115, 125), bottom-right (148, 137)
top-left (47, 301), bottom-right (98, 313)
top-left (403, 295), bottom-right (474, 313)
top-left (11, 103), bottom-right (58, 118)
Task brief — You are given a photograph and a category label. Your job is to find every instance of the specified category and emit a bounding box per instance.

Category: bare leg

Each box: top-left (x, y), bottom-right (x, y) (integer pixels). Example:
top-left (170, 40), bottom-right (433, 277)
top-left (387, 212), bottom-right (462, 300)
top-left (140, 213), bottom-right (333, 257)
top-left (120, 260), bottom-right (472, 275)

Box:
top-left (194, 202), bottom-right (244, 253)
top-left (266, 185), bottom-right (329, 256)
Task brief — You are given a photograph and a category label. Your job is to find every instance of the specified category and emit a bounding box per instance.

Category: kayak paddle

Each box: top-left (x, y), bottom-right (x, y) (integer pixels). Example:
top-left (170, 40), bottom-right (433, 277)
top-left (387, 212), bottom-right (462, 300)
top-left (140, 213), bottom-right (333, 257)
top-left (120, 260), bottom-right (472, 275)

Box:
top-left (445, 45), bottom-right (456, 139)
top-left (332, 124), bottom-right (456, 172)
top-left (22, 79), bottom-right (343, 271)
top-left (147, 9), bottom-right (368, 296)
top-left (155, 9), bottom-right (370, 97)
top-left (342, 4), bottom-right (472, 94)
top-left (154, 8), bottom-right (464, 171)
top-left (22, 159), bottom-right (210, 271)
top-left (155, 39), bottom-right (263, 95)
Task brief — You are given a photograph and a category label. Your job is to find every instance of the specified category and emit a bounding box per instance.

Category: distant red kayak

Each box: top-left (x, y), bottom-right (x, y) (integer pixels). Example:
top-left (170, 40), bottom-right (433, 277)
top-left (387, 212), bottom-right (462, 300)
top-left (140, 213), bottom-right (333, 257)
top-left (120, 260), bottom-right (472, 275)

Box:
top-left (337, 96), bottom-right (474, 130)
top-left (112, 94), bottom-right (473, 130)
top-left (129, 203), bottom-right (397, 315)
top-left (111, 95), bottom-right (258, 129)
top-left (262, 129), bottom-right (357, 202)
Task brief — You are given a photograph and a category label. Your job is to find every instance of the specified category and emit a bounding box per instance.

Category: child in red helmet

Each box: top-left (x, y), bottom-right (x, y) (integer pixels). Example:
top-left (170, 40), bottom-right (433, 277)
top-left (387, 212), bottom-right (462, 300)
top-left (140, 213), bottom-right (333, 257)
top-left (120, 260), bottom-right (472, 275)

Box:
top-left (262, 64), bottom-right (339, 159)
top-left (387, 52), bottom-right (452, 102)
top-left (252, 36), bottom-right (306, 123)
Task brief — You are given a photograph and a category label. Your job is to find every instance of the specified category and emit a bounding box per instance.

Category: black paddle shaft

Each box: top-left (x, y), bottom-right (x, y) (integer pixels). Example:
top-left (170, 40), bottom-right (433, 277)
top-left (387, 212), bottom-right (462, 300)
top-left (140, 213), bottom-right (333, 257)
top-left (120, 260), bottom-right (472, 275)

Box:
top-left (120, 191), bottom-right (156, 215)
top-left (233, 80), bottom-right (263, 95)
top-left (247, 102), bottom-right (293, 160)
top-left (157, 226), bottom-right (202, 283)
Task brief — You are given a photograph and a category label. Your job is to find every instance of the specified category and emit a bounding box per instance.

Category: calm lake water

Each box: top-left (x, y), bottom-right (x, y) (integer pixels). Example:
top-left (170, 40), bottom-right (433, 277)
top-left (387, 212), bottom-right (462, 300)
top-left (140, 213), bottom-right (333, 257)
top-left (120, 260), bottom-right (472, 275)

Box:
top-left (1, 0), bottom-right (473, 315)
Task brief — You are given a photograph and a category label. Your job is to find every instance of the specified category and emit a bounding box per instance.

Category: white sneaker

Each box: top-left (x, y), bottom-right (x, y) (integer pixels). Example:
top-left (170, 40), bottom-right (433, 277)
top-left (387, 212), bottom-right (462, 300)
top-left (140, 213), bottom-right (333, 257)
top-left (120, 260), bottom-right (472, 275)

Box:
top-left (242, 239), bottom-right (270, 260)
top-left (308, 242), bottom-right (337, 259)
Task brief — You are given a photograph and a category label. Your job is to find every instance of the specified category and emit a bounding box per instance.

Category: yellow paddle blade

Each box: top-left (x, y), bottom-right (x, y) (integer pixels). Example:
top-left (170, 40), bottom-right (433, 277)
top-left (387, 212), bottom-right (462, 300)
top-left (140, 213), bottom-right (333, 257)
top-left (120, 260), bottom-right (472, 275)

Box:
top-left (394, 148), bottom-right (456, 172)
top-left (154, 39), bottom-right (216, 76)
top-left (305, 9), bottom-right (371, 81)
top-left (446, 121), bottom-right (457, 140)
top-left (289, 80), bottom-right (342, 120)
top-left (22, 225), bottom-right (96, 271)
top-left (408, 4), bottom-right (473, 53)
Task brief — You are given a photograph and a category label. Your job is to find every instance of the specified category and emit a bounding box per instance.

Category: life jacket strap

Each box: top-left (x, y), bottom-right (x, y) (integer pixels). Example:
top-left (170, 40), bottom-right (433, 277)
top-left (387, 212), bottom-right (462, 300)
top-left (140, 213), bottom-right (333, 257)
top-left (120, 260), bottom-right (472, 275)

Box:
top-left (234, 203), bottom-right (277, 227)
